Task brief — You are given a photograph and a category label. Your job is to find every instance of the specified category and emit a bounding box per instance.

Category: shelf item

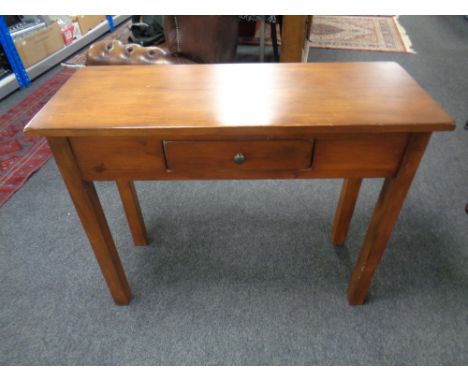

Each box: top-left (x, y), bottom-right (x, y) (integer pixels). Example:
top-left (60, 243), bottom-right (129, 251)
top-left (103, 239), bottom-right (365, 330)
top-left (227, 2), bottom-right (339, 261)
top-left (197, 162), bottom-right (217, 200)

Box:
top-left (13, 22), bottom-right (64, 68)
top-left (73, 16), bottom-right (107, 35)
top-left (0, 44), bottom-right (12, 78)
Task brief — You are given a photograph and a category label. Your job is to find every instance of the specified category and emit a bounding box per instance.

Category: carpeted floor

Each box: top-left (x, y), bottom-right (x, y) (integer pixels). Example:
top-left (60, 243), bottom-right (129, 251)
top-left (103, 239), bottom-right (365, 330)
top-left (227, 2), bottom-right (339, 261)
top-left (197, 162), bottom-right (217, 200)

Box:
top-left (0, 16), bottom-right (467, 365)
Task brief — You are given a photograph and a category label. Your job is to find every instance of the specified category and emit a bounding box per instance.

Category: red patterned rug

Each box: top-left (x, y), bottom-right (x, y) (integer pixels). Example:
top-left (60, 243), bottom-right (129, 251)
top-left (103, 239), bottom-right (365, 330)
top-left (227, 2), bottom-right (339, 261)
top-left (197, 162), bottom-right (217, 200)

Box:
top-left (0, 68), bottom-right (76, 207)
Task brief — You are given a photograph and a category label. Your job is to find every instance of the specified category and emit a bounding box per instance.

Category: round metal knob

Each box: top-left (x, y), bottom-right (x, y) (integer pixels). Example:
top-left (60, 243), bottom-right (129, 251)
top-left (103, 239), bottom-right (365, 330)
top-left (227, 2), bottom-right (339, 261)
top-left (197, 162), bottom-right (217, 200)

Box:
top-left (233, 153), bottom-right (246, 165)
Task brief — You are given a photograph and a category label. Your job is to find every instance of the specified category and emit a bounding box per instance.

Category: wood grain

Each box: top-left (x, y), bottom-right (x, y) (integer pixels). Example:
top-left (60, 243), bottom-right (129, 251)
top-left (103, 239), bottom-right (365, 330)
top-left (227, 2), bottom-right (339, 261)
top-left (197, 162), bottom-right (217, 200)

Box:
top-left (280, 16), bottom-right (308, 62)
top-left (70, 134), bottom-right (410, 180)
top-left (347, 133), bottom-right (432, 305)
top-left (332, 178), bottom-right (362, 245)
top-left (116, 181), bottom-right (148, 246)
top-left (47, 137), bottom-right (132, 305)
top-left (24, 63), bottom-right (454, 137)
top-left (70, 136), bottom-right (165, 180)
top-left (312, 134), bottom-right (408, 175)
top-left (26, 63), bottom-right (454, 305)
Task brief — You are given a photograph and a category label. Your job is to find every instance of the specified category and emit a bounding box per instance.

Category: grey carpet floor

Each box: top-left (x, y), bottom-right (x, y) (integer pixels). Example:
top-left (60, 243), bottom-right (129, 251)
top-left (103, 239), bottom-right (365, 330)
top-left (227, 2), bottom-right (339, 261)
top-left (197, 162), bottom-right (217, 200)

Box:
top-left (0, 16), bottom-right (467, 365)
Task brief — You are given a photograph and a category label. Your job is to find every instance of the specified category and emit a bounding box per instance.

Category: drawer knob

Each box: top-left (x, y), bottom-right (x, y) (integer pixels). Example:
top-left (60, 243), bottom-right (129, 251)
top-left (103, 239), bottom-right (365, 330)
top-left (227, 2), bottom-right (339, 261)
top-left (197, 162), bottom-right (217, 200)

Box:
top-left (233, 153), bottom-right (246, 165)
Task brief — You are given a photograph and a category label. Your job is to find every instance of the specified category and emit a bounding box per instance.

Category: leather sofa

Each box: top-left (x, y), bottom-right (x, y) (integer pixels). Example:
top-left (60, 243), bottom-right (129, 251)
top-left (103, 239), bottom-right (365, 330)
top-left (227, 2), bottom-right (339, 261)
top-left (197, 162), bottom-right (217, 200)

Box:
top-left (86, 16), bottom-right (239, 65)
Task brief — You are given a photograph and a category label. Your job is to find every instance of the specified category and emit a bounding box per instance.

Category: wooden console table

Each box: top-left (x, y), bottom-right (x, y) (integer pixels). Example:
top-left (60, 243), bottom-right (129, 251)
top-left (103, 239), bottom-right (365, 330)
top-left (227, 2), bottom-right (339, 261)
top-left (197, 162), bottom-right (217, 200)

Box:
top-left (24, 62), bottom-right (454, 305)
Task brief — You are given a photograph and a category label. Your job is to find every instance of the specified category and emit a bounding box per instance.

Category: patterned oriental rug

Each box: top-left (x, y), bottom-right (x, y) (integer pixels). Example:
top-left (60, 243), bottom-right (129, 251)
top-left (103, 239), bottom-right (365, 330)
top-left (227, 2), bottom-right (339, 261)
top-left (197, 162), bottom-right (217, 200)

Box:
top-left (309, 16), bottom-right (415, 53)
top-left (0, 68), bottom-right (76, 207)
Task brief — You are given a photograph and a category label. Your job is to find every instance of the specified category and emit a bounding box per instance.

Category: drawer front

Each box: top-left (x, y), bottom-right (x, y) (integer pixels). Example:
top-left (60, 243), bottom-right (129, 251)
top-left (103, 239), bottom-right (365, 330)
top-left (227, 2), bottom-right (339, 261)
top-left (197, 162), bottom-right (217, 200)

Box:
top-left (163, 140), bottom-right (315, 172)
top-left (70, 137), bottom-right (165, 180)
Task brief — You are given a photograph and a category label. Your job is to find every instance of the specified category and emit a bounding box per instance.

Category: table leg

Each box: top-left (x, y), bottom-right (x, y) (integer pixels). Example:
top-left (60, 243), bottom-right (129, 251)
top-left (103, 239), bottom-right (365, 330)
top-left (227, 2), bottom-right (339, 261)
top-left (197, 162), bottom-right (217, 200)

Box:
top-left (347, 133), bottom-right (431, 305)
top-left (259, 17), bottom-right (265, 62)
top-left (48, 138), bottom-right (132, 305)
top-left (332, 178), bottom-right (362, 245)
top-left (280, 15), bottom-right (308, 62)
top-left (116, 180), bottom-right (148, 246)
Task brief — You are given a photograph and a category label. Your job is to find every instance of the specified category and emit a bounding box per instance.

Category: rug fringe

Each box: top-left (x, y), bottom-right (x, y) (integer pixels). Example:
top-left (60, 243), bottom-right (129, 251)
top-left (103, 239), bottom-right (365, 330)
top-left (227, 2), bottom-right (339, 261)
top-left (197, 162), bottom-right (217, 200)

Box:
top-left (394, 16), bottom-right (416, 53)
top-left (61, 63), bottom-right (86, 68)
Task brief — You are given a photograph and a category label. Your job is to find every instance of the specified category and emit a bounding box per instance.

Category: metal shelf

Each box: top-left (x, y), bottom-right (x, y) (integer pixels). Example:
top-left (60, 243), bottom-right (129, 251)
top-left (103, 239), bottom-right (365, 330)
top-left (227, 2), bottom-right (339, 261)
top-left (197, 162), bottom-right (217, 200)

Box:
top-left (0, 72), bottom-right (19, 99)
top-left (0, 15), bottom-right (129, 100)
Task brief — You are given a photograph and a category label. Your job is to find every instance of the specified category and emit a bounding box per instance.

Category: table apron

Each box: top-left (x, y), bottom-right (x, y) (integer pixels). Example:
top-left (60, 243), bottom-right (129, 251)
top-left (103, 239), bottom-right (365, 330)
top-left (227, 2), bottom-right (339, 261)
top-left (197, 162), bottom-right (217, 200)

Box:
top-left (67, 133), bottom-right (410, 181)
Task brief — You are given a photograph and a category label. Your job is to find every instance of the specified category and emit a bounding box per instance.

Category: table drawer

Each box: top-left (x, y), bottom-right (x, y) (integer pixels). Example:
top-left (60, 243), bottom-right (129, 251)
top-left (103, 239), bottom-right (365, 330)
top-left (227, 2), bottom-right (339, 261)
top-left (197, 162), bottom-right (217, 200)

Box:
top-left (163, 140), bottom-right (315, 172)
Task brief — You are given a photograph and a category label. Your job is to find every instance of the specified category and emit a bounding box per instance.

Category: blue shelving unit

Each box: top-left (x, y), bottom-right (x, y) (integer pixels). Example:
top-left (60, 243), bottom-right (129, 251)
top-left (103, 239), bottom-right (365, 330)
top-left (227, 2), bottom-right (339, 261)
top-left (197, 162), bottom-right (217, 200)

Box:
top-left (0, 15), bottom-right (127, 99)
top-left (106, 15), bottom-right (115, 31)
top-left (0, 16), bottom-right (30, 88)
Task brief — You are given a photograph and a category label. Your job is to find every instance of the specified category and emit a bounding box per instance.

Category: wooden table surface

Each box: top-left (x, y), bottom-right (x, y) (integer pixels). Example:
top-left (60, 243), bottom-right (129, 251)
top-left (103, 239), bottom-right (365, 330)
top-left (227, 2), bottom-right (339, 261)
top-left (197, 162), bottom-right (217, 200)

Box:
top-left (25, 62), bottom-right (453, 137)
top-left (24, 62), bottom-right (455, 306)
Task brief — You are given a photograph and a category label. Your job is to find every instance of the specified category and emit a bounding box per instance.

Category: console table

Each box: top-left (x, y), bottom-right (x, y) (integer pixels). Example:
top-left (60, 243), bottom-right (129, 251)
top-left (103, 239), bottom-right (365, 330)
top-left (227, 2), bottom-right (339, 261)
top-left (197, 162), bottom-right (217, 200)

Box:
top-left (24, 62), bottom-right (454, 305)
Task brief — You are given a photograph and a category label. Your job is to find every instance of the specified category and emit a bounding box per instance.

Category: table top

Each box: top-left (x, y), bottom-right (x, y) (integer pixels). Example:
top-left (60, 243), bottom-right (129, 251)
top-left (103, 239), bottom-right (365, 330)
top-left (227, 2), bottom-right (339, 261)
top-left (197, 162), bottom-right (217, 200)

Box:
top-left (24, 62), bottom-right (454, 137)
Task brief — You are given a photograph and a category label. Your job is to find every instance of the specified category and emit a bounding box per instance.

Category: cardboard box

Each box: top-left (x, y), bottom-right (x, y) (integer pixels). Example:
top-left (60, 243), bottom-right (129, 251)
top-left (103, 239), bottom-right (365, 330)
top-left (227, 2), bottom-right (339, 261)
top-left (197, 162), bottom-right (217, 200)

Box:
top-left (74, 15), bottom-right (106, 35)
top-left (14, 22), bottom-right (65, 68)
